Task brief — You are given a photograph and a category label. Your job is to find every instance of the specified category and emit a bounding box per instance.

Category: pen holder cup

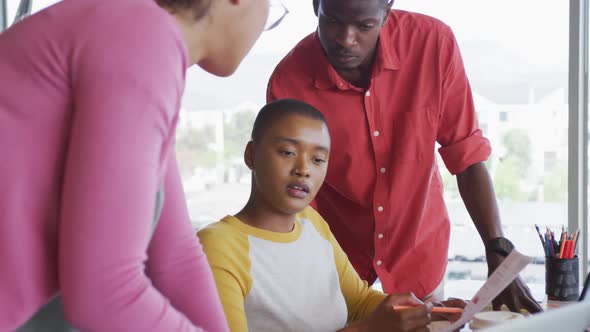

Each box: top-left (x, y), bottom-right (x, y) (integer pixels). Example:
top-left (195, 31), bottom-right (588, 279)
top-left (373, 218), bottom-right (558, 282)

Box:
top-left (545, 256), bottom-right (579, 301)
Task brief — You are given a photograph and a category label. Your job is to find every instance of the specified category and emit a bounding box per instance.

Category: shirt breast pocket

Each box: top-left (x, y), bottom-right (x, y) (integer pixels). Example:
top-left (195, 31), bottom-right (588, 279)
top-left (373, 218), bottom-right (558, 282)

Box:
top-left (392, 107), bottom-right (438, 164)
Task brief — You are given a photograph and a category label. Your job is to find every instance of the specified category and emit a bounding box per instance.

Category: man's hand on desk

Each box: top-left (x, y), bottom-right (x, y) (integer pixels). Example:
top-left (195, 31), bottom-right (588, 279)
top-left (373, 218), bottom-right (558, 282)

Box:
top-left (487, 253), bottom-right (543, 313)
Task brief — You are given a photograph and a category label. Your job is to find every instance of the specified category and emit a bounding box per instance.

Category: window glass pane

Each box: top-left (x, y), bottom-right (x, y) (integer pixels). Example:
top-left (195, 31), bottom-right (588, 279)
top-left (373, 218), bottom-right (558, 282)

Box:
top-left (177, 0), bottom-right (316, 226)
top-left (395, 0), bottom-right (569, 300)
top-left (31, 0), bottom-right (59, 13)
top-left (176, 0), bottom-right (571, 299)
top-left (5, 0), bottom-right (60, 25)
top-left (6, 0), bottom-right (20, 23)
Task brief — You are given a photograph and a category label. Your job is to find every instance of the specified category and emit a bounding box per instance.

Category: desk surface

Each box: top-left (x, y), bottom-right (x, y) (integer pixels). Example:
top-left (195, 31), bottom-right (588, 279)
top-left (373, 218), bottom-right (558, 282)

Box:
top-left (374, 279), bottom-right (581, 331)
top-left (430, 280), bottom-right (575, 332)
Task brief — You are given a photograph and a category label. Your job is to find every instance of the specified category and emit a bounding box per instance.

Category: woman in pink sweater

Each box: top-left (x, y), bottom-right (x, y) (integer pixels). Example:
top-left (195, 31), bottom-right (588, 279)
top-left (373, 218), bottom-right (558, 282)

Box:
top-left (0, 0), bottom-right (269, 331)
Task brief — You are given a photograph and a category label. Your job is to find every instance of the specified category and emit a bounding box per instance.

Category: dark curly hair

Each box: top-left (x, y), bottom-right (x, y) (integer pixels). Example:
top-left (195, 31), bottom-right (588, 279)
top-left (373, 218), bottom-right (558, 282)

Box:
top-left (313, 0), bottom-right (393, 16)
top-left (156, 0), bottom-right (213, 20)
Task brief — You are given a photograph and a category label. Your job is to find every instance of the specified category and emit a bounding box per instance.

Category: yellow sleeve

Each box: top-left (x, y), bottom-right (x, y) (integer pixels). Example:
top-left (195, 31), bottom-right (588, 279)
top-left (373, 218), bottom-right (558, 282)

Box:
top-left (197, 222), bottom-right (252, 332)
top-left (298, 207), bottom-right (386, 323)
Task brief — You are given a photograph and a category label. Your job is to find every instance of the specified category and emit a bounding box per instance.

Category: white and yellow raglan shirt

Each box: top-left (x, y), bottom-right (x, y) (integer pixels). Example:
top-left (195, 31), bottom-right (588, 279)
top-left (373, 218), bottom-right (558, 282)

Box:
top-left (197, 207), bottom-right (386, 332)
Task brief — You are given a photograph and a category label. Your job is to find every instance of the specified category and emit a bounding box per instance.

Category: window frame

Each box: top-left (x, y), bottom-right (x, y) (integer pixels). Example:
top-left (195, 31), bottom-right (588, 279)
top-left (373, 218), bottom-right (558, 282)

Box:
top-left (0, 0), bottom-right (588, 282)
top-left (569, 0), bottom-right (589, 280)
top-left (1, 0), bottom-right (7, 31)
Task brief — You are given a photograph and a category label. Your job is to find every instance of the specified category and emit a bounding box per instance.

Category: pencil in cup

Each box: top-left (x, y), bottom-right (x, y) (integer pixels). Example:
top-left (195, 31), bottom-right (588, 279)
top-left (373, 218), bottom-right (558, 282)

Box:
top-left (393, 305), bottom-right (464, 314)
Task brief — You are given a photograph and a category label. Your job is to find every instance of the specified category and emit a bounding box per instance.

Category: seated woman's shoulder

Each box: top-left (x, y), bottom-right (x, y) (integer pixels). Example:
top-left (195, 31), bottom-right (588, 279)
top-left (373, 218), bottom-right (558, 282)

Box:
top-left (197, 216), bottom-right (242, 245)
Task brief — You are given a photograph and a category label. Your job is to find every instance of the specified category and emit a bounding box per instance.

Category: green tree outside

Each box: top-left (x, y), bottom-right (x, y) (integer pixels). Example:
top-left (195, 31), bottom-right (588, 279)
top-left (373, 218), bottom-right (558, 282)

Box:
top-left (501, 129), bottom-right (531, 177)
top-left (543, 164), bottom-right (567, 202)
top-left (223, 109), bottom-right (257, 161)
top-left (493, 129), bottom-right (532, 201)
top-left (494, 156), bottom-right (527, 201)
top-left (176, 124), bottom-right (217, 177)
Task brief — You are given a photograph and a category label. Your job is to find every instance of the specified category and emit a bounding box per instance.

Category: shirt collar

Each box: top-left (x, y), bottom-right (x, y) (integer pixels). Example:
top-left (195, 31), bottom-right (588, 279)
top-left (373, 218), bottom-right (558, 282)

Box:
top-left (313, 13), bottom-right (401, 90)
top-left (312, 33), bottom-right (346, 90)
top-left (378, 10), bottom-right (401, 71)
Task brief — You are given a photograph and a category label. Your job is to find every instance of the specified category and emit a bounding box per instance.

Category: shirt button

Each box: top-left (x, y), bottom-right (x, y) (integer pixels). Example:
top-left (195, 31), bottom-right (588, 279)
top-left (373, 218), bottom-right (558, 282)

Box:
top-left (377, 206), bottom-right (384, 212)
top-left (373, 130), bottom-right (380, 137)
top-left (376, 260), bottom-right (382, 266)
top-left (378, 233), bottom-right (384, 239)
top-left (380, 167), bottom-right (386, 173)
top-left (365, 90), bottom-right (371, 97)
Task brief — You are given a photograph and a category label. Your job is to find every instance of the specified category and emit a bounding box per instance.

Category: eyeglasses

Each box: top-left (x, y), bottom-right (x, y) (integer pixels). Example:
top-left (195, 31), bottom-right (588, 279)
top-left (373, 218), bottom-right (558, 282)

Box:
top-left (264, 0), bottom-right (289, 31)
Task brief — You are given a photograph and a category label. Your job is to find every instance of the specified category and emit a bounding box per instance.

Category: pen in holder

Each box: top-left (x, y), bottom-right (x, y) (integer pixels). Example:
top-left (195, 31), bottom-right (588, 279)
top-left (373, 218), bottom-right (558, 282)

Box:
top-left (545, 255), bottom-right (579, 301)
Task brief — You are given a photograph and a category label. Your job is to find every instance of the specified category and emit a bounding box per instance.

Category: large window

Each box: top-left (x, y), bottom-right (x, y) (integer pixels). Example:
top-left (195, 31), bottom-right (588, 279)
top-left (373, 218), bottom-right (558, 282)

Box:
top-left (395, 0), bottom-right (570, 299)
top-left (176, 0), bottom-right (573, 300)
top-left (3, 0), bottom-right (586, 300)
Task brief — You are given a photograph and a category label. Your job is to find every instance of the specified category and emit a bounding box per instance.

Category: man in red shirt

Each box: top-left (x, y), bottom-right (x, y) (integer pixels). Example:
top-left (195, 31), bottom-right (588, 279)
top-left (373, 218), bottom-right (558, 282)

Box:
top-left (267, 0), bottom-right (542, 313)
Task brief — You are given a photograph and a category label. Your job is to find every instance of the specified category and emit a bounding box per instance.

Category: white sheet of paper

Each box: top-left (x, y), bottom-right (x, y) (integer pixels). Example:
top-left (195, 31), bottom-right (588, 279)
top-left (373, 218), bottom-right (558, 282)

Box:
top-left (440, 250), bottom-right (534, 332)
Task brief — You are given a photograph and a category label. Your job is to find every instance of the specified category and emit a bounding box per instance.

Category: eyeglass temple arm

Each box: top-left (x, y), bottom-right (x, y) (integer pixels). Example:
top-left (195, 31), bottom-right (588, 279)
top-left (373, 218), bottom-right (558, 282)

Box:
top-left (265, 2), bottom-right (289, 31)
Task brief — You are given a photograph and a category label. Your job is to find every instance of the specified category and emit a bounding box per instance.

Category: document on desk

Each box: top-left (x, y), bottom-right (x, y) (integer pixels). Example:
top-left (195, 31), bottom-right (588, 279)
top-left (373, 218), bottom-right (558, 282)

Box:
top-left (440, 250), bottom-right (533, 332)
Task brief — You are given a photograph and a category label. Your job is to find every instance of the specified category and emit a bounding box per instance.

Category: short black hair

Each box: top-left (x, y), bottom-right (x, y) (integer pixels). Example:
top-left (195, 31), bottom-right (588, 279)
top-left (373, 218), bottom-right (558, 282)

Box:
top-left (313, 0), bottom-right (393, 16)
top-left (251, 99), bottom-right (328, 142)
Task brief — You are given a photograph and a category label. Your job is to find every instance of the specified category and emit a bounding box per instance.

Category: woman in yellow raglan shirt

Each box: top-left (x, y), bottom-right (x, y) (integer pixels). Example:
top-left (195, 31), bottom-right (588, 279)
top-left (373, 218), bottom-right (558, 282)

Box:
top-left (198, 99), bottom-right (462, 332)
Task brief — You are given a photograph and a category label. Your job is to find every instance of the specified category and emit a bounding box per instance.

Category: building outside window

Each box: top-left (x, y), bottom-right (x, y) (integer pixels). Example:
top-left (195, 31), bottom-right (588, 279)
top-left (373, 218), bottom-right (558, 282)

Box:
top-left (10, 0), bottom-right (585, 301)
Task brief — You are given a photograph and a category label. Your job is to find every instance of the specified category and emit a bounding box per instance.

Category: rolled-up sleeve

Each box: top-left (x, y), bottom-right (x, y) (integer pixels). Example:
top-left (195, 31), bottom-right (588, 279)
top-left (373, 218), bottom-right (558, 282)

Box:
top-left (438, 132), bottom-right (491, 175)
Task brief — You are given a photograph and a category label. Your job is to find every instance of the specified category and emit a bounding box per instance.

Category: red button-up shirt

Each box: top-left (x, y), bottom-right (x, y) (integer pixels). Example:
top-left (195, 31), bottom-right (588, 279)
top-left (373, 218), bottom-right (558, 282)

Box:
top-left (267, 10), bottom-right (491, 298)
